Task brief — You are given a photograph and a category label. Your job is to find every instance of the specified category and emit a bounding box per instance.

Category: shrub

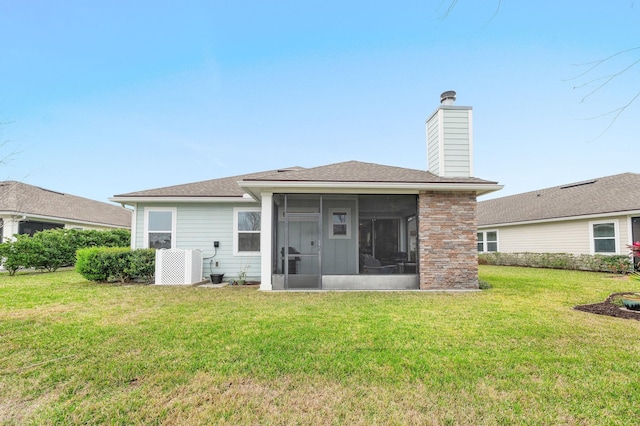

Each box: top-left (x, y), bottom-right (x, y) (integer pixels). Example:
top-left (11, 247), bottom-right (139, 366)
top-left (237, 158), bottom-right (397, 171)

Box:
top-left (75, 247), bottom-right (110, 281)
top-left (478, 279), bottom-right (492, 290)
top-left (0, 236), bottom-right (34, 275)
top-left (478, 252), bottom-right (632, 273)
top-left (76, 247), bottom-right (155, 283)
top-left (594, 254), bottom-right (631, 274)
top-left (30, 229), bottom-right (76, 272)
top-left (125, 249), bottom-right (156, 282)
top-left (66, 228), bottom-right (131, 249)
top-left (0, 228), bottom-right (131, 274)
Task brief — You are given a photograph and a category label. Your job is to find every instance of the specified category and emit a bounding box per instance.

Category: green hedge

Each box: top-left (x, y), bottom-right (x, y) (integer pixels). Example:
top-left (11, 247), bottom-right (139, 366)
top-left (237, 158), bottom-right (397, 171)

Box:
top-left (0, 228), bottom-right (131, 275)
top-left (478, 252), bottom-right (632, 274)
top-left (0, 235), bottom-right (33, 275)
top-left (75, 247), bottom-right (155, 283)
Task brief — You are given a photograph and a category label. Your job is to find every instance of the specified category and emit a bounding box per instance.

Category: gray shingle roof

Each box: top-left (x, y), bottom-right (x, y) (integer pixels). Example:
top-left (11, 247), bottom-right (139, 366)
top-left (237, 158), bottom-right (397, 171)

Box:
top-left (114, 161), bottom-right (497, 198)
top-left (244, 161), bottom-right (496, 184)
top-left (0, 181), bottom-right (132, 228)
top-left (113, 170), bottom-right (288, 198)
top-left (478, 173), bottom-right (640, 226)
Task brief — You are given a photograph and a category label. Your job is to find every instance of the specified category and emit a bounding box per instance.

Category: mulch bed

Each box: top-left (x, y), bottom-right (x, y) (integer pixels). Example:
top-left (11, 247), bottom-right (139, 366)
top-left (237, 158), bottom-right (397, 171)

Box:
top-left (574, 292), bottom-right (640, 321)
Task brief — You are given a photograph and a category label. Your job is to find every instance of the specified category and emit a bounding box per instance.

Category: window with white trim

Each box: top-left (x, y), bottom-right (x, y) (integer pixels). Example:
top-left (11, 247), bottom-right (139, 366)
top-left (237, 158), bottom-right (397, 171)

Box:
top-left (235, 208), bottom-right (261, 255)
top-left (329, 208), bottom-right (351, 239)
top-left (144, 208), bottom-right (176, 249)
top-left (477, 230), bottom-right (498, 253)
top-left (590, 221), bottom-right (617, 254)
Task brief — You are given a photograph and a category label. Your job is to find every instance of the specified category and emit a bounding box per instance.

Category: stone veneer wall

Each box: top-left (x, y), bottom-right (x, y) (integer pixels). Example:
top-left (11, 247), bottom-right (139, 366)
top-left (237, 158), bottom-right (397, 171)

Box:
top-left (418, 191), bottom-right (478, 289)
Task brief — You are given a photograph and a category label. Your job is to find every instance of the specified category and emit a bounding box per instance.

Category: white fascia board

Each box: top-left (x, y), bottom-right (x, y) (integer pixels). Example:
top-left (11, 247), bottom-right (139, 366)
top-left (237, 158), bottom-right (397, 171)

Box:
top-left (425, 104), bottom-right (471, 123)
top-left (478, 209), bottom-right (640, 229)
top-left (109, 196), bottom-right (255, 205)
top-left (239, 181), bottom-right (503, 197)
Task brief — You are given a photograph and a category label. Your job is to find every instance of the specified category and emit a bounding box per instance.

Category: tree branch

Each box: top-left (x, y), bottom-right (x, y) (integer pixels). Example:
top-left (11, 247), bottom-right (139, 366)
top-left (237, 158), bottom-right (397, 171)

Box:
top-left (578, 57), bottom-right (640, 103)
top-left (585, 90), bottom-right (640, 140)
top-left (568, 46), bottom-right (640, 137)
top-left (568, 47), bottom-right (640, 81)
top-left (439, 0), bottom-right (502, 24)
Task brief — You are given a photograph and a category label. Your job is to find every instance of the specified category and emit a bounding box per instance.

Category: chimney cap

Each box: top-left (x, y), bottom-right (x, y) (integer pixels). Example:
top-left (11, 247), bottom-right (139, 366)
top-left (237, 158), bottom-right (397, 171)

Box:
top-left (440, 90), bottom-right (456, 105)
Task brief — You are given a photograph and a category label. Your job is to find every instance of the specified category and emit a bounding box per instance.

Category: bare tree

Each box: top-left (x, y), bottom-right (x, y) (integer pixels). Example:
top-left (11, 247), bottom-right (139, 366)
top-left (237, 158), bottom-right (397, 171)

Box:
top-left (568, 47), bottom-right (640, 138)
top-left (439, 1), bottom-right (638, 136)
top-left (438, 0), bottom-right (502, 23)
top-left (0, 122), bottom-right (13, 166)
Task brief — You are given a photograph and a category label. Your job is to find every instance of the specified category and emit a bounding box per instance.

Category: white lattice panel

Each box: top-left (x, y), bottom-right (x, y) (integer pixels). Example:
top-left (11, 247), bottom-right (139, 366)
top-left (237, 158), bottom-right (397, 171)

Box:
top-left (155, 249), bottom-right (203, 285)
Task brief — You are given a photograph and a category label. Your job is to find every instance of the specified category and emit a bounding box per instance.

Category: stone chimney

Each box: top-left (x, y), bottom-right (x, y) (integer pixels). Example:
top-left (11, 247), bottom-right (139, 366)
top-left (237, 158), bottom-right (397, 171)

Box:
top-left (426, 91), bottom-right (473, 178)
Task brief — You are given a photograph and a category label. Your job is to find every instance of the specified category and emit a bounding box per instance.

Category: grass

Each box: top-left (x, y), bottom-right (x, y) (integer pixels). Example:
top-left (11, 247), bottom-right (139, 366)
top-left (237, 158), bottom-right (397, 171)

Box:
top-left (1, 266), bottom-right (639, 425)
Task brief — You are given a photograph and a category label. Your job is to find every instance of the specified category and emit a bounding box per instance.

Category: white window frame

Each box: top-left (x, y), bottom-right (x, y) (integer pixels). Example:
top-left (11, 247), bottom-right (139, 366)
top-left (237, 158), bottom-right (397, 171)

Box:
top-left (234, 207), bottom-right (261, 256)
top-left (143, 207), bottom-right (177, 249)
top-left (589, 220), bottom-right (618, 254)
top-left (477, 230), bottom-right (498, 253)
top-left (329, 208), bottom-right (351, 239)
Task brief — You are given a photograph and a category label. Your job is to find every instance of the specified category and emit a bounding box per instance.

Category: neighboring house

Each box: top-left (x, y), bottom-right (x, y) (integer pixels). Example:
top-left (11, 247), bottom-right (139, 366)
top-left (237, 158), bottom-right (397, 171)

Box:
top-left (477, 173), bottom-right (640, 260)
top-left (0, 181), bottom-right (132, 242)
top-left (111, 92), bottom-right (502, 290)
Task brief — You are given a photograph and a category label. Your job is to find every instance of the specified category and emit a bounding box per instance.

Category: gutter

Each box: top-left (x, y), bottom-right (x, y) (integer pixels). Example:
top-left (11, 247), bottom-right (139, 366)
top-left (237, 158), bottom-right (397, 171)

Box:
top-left (109, 195), bottom-right (256, 205)
top-left (238, 181), bottom-right (503, 199)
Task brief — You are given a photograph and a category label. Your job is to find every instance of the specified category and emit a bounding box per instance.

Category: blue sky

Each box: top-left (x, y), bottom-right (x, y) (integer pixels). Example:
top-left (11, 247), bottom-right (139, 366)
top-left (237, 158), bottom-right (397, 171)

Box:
top-left (1, 1), bottom-right (638, 203)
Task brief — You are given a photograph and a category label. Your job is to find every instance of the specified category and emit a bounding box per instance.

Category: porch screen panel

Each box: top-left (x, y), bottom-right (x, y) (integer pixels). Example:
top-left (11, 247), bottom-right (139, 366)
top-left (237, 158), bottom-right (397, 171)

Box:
top-left (358, 195), bottom-right (418, 275)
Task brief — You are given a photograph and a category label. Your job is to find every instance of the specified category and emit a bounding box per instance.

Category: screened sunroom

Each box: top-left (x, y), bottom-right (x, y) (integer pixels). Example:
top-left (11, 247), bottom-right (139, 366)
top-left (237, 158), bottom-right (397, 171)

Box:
top-left (270, 194), bottom-right (419, 290)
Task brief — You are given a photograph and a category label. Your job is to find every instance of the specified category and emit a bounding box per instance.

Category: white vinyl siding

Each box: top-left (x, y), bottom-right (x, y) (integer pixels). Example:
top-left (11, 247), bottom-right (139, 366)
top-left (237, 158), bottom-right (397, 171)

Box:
top-left (134, 202), bottom-right (262, 280)
top-left (441, 110), bottom-right (472, 177)
top-left (479, 215), bottom-right (629, 255)
top-left (426, 118), bottom-right (441, 175)
top-left (426, 106), bottom-right (472, 178)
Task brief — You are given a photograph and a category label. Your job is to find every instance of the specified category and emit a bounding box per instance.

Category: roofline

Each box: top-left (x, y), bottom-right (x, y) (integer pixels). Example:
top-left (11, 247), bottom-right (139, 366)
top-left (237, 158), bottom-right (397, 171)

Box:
top-left (238, 180), bottom-right (503, 197)
top-left (0, 211), bottom-right (130, 228)
top-left (109, 195), bottom-right (256, 205)
top-left (478, 209), bottom-right (640, 228)
top-left (426, 104), bottom-right (472, 123)
top-left (110, 182), bottom-right (503, 205)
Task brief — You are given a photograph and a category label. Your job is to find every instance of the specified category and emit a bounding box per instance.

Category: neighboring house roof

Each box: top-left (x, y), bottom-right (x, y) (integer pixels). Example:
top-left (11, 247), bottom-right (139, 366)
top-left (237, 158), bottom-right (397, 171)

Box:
top-left (112, 169), bottom-right (284, 199)
top-left (478, 173), bottom-right (640, 226)
top-left (0, 181), bottom-right (132, 228)
top-left (112, 161), bottom-right (500, 202)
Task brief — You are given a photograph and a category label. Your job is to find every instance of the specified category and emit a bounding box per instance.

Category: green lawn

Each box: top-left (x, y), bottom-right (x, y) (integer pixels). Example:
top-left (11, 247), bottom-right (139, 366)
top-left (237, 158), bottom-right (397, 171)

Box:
top-left (1, 266), bottom-right (639, 425)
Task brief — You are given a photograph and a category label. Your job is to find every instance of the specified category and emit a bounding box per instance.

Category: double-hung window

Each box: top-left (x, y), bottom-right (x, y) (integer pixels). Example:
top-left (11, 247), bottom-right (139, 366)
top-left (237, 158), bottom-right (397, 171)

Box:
top-left (477, 230), bottom-right (498, 253)
top-left (329, 208), bottom-right (351, 239)
top-left (235, 208), bottom-right (261, 255)
top-left (144, 208), bottom-right (176, 249)
top-left (590, 221), bottom-right (617, 254)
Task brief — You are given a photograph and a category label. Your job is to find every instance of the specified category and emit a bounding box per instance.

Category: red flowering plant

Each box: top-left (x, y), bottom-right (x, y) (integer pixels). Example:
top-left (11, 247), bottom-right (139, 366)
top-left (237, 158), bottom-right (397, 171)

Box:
top-left (628, 241), bottom-right (640, 280)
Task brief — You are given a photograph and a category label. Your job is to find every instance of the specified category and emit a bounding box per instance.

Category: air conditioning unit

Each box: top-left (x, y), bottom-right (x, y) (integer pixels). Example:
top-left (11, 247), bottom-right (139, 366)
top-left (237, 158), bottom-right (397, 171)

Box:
top-left (155, 249), bottom-right (203, 285)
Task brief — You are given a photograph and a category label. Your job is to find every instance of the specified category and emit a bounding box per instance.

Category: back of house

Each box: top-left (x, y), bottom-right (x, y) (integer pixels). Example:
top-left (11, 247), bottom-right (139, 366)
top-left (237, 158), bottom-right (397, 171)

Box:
top-left (112, 92), bottom-right (503, 290)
